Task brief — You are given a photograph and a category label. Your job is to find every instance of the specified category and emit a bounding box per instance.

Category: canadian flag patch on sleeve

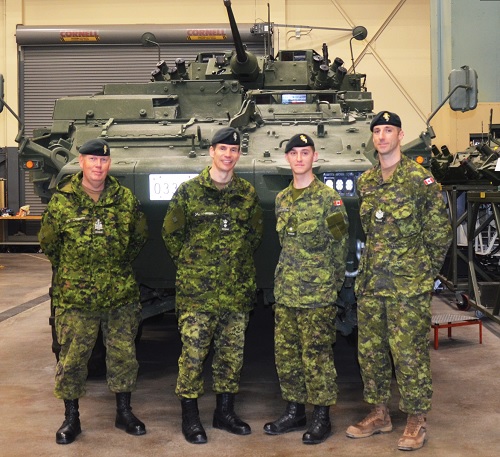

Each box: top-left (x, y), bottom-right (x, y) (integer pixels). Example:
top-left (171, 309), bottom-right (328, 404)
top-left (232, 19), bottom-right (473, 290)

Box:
top-left (424, 176), bottom-right (435, 185)
top-left (334, 199), bottom-right (343, 206)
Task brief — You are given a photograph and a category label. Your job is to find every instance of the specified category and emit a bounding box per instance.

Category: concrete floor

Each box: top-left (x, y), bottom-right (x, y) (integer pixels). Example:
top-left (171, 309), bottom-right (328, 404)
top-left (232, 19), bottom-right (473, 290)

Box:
top-left (0, 251), bottom-right (499, 457)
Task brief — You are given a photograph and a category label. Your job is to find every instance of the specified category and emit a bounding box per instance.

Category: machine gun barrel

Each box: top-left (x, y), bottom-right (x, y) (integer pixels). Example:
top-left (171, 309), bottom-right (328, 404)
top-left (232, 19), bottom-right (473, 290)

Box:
top-left (224, 0), bottom-right (247, 63)
top-left (222, 0), bottom-right (260, 82)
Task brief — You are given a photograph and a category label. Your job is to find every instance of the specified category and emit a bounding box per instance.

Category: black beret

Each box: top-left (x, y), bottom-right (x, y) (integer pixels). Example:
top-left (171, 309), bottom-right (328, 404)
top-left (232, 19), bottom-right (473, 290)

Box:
top-left (211, 127), bottom-right (240, 146)
top-left (285, 133), bottom-right (315, 153)
top-left (79, 138), bottom-right (111, 156)
top-left (370, 111), bottom-right (402, 131)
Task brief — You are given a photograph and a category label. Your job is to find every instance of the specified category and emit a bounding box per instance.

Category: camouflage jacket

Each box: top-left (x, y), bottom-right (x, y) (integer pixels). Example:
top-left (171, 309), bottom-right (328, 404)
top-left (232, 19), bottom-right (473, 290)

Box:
top-left (356, 155), bottom-right (452, 298)
top-left (274, 177), bottom-right (349, 308)
top-left (162, 166), bottom-right (263, 312)
top-left (39, 172), bottom-right (148, 311)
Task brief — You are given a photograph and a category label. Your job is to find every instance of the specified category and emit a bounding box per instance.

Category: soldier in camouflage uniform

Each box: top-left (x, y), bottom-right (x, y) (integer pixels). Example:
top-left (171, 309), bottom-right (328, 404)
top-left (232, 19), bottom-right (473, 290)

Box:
top-left (38, 138), bottom-right (148, 445)
top-left (346, 112), bottom-right (452, 451)
top-left (263, 133), bottom-right (348, 445)
top-left (162, 127), bottom-right (263, 444)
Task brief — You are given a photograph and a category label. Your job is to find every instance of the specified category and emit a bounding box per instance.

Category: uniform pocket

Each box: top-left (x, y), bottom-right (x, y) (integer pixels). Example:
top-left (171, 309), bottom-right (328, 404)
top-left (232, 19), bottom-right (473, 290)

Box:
top-left (392, 203), bottom-right (420, 238)
top-left (297, 218), bottom-right (319, 235)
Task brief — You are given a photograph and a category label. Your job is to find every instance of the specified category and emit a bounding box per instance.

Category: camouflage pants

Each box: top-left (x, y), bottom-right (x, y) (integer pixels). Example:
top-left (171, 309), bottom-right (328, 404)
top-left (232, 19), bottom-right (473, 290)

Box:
top-left (357, 293), bottom-right (432, 413)
top-left (274, 305), bottom-right (338, 406)
top-left (176, 310), bottom-right (249, 398)
top-left (54, 304), bottom-right (141, 399)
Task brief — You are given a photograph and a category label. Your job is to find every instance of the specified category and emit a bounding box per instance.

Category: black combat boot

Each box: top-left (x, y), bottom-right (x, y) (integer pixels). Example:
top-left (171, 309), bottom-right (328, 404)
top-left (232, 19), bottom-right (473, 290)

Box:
top-left (115, 392), bottom-right (146, 435)
top-left (212, 393), bottom-right (251, 435)
top-left (263, 401), bottom-right (307, 435)
top-left (181, 398), bottom-right (207, 444)
top-left (56, 399), bottom-right (82, 445)
top-left (302, 405), bottom-right (331, 444)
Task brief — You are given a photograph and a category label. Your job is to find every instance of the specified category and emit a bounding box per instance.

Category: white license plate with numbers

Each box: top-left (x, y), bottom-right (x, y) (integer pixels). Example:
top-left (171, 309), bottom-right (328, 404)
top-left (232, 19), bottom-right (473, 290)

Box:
top-left (149, 174), bottom-right (198, 201)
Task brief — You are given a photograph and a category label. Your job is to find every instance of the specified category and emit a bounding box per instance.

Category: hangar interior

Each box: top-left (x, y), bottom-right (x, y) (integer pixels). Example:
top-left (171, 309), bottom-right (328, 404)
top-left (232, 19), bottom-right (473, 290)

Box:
top-left (1, 1), bottom-right (500, 456)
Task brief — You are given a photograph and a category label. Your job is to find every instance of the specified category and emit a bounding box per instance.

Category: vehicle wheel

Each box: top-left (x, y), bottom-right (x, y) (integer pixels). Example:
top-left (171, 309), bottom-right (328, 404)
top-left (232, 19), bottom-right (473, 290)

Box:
top-left (456, 292), bottom-right (471, 311)
top-left (343, 325), bottom-right (358, 347)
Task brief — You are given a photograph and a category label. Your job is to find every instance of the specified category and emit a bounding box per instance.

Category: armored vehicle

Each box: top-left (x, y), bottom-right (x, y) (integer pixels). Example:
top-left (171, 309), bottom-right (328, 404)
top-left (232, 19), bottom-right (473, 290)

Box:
top-left (5, 0), bottom-right (475, 346)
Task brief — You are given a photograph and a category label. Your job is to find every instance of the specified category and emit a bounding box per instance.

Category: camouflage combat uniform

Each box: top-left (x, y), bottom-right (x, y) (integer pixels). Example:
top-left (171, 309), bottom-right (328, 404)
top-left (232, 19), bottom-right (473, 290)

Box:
top-left (356, 154), bottom-right (452, 413)
top-left (273, 177), bottom-right (348, 406)
top-left (39, 172), bottom-right (148, 399)
top-left (162, 166), bottom-right (263, 398)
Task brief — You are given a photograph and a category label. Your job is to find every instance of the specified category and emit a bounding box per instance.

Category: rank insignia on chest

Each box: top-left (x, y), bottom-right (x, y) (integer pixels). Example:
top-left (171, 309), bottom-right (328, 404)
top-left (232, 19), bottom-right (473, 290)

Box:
top-left (94, 218), bottom-right (104, 234)
top-left (286, 225), bottom-right (296, 236)
top-left (375, 209), bottom-right (384, 223)
top-left (221, 218), bottom-right (231, 232)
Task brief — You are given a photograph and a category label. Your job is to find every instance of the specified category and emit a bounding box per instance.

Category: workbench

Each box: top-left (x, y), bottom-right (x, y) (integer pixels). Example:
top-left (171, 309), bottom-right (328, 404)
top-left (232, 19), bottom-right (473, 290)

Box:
top-left (0, 215), bottom-right (42, 245)
top-left (431, 314), bottom-right (483, 350)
